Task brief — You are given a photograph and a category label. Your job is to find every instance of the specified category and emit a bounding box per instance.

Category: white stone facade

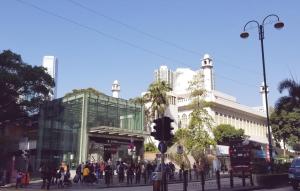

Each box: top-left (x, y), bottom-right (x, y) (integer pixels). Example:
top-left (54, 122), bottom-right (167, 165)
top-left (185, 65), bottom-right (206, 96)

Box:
top-left (154, 54), bottom-right (268, 144)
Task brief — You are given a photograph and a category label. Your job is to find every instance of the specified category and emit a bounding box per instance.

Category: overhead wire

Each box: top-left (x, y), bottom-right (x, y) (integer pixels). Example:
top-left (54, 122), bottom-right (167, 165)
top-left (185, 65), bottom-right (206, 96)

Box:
top-left (67, 0), bottom-right (202, 56)
top-left (66, 0), bottom-right (261, 76)
top-left (15, 0), bottom-right (187, 66)
top-left (15, 0), bottom-right (260, 89)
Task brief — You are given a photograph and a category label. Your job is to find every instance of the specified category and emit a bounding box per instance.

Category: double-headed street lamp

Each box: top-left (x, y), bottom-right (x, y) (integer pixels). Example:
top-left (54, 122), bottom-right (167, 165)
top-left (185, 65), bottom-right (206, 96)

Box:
top-left (240, 14), bottom-right (284, 167)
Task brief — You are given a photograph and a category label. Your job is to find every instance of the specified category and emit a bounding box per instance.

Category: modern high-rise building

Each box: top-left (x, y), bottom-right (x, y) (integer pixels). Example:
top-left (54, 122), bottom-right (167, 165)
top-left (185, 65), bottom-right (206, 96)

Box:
top-left (154, 65), bottom-right (174, 89)
top-left (42, 56), bottom-right (58, 100)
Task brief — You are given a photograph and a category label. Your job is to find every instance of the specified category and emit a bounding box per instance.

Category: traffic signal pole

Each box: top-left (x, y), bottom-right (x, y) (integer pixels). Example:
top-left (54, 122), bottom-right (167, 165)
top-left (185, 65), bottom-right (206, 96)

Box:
top-left (160, 116), bottom-right (166, 191)
top-left (151, 116), bottom-right (174, 191)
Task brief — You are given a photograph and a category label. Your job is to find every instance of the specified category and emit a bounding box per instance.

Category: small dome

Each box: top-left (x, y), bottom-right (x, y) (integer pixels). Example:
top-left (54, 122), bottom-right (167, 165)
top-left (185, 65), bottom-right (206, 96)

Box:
top-left (113, 80), bottom-right (119, 85)
top-left (203, 54), bottom-right (210, 59)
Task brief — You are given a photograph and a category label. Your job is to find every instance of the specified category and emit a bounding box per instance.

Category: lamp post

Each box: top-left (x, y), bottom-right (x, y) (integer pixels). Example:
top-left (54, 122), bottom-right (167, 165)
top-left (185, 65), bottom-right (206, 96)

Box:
top-left (240, 14), bottom-right (284, 169)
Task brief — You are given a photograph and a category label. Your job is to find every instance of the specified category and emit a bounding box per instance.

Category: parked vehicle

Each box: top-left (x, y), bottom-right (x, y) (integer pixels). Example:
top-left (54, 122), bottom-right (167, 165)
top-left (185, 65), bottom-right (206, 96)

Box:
top-left (289, 157), bottom-right (300, 190)
top-left (229, 140), bottom-right (269, 176)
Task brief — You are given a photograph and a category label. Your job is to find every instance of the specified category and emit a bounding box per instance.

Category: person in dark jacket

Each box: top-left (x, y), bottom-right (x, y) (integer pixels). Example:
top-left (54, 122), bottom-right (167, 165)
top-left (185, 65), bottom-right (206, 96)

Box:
top-left (118, 162), bottom-right (125, 183)
top-left (40, 163), bottom-right (47, 189)
top-left (126, 164), bottom-right (134, 184)
top-left (104, 163), bottom-right (112, 187)
top-left (135, 163), bottom-right (141, 184)
top-left (41, 162), bottom-right (52, 190)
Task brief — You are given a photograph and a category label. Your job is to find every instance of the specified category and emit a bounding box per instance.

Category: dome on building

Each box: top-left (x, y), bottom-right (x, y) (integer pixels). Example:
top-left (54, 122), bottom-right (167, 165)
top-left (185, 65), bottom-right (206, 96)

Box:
top-left (113, 80), bottom-right (119, 85)
top-left (203, 54), bottom-right (210, 60)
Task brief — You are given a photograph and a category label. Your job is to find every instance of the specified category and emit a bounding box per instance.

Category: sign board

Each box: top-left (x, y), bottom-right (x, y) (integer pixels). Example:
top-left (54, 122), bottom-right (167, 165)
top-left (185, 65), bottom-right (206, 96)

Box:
top-left (177, 145), bottom-right (183, 154)
top-left (158, 141), bottom-right (167, 153)
top-left (216, 145), bottom-right (229, 156)
top-left (156, 153), bottom-right (168, 158)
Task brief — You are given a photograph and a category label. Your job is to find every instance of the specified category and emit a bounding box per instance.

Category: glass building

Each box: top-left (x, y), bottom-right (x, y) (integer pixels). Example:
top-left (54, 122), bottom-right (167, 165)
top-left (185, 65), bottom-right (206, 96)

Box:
top-left (37, 90), bottom-right (147, 168)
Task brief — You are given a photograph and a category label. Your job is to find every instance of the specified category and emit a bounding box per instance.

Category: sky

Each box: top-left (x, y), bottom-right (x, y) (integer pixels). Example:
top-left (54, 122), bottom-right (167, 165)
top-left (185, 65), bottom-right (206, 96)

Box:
top-left (1, 0), bottom-right (299, 108)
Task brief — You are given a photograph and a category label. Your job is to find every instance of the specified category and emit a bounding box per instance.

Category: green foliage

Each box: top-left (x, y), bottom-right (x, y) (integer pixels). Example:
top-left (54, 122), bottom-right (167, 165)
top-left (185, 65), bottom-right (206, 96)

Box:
top-left (174, 71), bottom-right (215, 166)
top-left (270, 110), bottom-right (300, 148)
top-left (271, 79), bottom-right (300, 151)
top-left (143, 81), bottom-right (171, 119)
top-left (64, 87), bottom-right (105, 98)
top-left (213, 124), bottom-right (246, 145)
top-left (0, 50), bottom-right (54, 128)
top-left (273, 162), bottom-right (291, 173)
top-left (186, 72), bottom-right (215, 155)
top-left (275, 79), bottom-right (300, 112)
top-left (144, 142), bottom-right (158, 152)
top-left (168, 152), bottom-right (189, 169)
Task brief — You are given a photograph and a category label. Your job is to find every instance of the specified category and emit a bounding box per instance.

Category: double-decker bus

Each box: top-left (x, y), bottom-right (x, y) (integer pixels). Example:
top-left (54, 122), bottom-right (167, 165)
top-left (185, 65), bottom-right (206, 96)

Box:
top-left (229, 140), bottom-right (269, 176)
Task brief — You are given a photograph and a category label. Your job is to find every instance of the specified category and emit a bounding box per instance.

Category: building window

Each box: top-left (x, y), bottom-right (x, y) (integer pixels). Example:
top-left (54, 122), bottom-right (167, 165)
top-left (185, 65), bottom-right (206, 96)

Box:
top-left (182, 114), bottom-right (187, 128)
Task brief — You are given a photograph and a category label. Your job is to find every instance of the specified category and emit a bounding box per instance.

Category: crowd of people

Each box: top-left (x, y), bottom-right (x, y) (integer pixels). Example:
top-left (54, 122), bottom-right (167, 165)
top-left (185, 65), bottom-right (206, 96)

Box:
top-left (73, 160), bottom-right (177, 186)
top-left (39, 162), bottom-right (72, 190)
top-left (19, 159), bottom-right (181, 190)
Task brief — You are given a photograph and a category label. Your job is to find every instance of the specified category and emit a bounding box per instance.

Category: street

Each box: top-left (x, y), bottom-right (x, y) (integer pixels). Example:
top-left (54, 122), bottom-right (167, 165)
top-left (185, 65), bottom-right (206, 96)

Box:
top-left (255, 186), bottom-right (294, 191)
top-left (1, 177), bottom-right (259, 191)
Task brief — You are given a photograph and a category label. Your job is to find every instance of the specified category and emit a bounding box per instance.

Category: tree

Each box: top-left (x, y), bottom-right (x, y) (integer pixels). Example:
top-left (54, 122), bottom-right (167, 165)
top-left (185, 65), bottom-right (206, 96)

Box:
top-left (213, 124), bottom-right (246, 146)
top-left (144, 142), bottom-right (158, 152)
top-left (174, 72), bottom-right (215, 165)
top-left (143, 81), bottom-right (171, 119)
top-left (271, 79), bottom-right (300, 154)
top-left (0, 50), bottom-right (54, 128)
top-left (64, 87), bottom-right (105, 98)
top-left (275, 79), bottom-right (300, 113)
top-left (187, 72), bottom-right (215, 159)
top-left (271, 109), bottom-right (300, 155)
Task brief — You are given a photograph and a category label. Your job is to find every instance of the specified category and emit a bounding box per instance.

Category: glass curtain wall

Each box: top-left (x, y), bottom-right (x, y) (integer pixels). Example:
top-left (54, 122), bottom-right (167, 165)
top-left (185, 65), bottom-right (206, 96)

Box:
top-left (86, 94), bottom-right (143, 131)
top-left (38, 92), bottom-right (144, 169)
top-left (37, 97), bottom-right (82, 169)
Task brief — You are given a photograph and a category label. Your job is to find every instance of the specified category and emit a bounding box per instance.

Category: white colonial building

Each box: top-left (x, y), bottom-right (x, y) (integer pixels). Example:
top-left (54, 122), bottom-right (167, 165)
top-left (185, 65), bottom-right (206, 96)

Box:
top-left (154, 54), bottom-right (268, 145)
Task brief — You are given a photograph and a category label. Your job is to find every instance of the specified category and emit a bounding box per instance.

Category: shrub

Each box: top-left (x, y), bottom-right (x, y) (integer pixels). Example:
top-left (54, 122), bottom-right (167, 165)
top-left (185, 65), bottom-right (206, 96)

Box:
top-left (144, 143), bottom-right (158, 152)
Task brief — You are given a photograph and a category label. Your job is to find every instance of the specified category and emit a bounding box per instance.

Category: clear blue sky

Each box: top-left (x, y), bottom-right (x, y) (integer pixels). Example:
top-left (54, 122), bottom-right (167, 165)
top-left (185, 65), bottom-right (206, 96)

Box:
top-left (1, 0), bottom-right (299, 107)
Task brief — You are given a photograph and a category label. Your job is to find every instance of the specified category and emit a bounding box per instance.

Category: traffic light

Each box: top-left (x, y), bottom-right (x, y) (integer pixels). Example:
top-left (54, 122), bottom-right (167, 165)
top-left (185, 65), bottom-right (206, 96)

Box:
top-left (150, 116), bottom-right (174, 141)
top-left (162, 117), bottom-right (174, 141)
top-left (151, 118), bottom-right (163, 140)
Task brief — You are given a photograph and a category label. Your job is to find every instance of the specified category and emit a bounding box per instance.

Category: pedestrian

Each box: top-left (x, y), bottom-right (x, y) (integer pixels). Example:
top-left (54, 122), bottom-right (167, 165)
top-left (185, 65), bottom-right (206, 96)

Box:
top-left (126, 164), bottom-right (134, 184)
top-left (118, 162), bottom-right (125, 183)
top-left (47, 164), bottom-right (55, 190)
top-left (40, 163), bottom-right (47, 189)
top-left (104, 163), bottom-right (112, 187)
top-left (75, 164), bottom-right (82, 183)
top-left (135, 163), bottom-right (141, 184)
top-left (82, 165), bottom-right (90, 183)
top-left (57, 166), bottom-right (65, 188)
top-left (141, 163), bottom-right (146, 184)
top-left (100, 161), bottom-right (105, 179)
top-left (146, 162), bottom-right (153, 183)
top-left (15, 170), bottom-right (23, 189)
top-left (193, 162), bottom-right (197, 179)
top-left (179, 163), bottom-right (184, 180)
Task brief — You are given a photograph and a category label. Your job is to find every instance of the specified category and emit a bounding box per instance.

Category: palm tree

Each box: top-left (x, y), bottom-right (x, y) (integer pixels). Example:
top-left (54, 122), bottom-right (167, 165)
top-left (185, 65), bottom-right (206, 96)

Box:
top-left (275, 79), bottom-right (300, 113)
top-left (272, 78), bottom-right (300, 155)
top-left (143, 81), bottom-right (171, 119)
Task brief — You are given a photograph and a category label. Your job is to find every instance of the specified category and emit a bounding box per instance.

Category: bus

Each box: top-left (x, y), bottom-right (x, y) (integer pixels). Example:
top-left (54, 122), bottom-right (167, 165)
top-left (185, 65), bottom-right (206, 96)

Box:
top-left (229, 140), bottom-right (269, 176)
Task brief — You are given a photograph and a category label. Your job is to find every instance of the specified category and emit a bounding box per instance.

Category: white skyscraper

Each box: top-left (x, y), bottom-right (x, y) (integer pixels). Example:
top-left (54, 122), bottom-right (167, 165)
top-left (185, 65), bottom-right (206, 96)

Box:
top-left (154, 65), bottom-right (174, 89)
top-left (42, 56), bottom-right (58, 100)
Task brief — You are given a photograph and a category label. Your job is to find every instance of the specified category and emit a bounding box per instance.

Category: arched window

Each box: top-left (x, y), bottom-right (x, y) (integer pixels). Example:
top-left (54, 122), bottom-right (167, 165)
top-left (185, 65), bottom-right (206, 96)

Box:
top-left (182, 114), bottom-right (187, 128)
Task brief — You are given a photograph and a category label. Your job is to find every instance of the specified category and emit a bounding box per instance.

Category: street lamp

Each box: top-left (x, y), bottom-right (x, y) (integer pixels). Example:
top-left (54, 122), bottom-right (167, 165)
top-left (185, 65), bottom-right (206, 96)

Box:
top-left (240, 14), bottom-right (284, 168)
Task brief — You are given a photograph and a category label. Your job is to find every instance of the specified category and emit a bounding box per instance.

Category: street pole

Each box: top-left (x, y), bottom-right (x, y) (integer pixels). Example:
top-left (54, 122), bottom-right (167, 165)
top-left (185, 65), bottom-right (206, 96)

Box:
top-left (240, 14), bottom-right (284, 171)
top-left (259, 24), bottom-right (273, 168)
